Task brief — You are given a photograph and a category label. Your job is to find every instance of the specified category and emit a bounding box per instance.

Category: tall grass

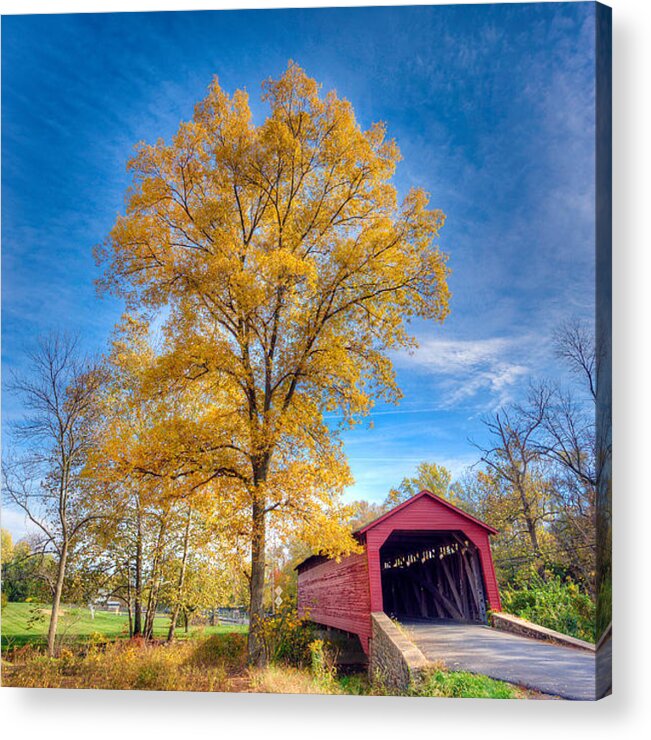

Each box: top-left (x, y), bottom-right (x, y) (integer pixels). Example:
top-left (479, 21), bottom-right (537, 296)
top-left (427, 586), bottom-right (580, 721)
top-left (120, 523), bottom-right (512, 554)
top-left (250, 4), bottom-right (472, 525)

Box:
top-left (2, 626), bottom-right (529, 698)
top-left (2, 634), bottom-right (247, 691)
top-left (250, 664), bottom-right (338, 694)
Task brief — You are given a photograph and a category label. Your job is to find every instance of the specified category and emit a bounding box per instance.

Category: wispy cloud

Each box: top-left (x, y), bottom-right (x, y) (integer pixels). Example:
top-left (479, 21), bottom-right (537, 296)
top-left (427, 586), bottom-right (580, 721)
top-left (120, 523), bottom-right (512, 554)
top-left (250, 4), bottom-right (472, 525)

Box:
top-left (2, 5), bottom-right (597, 513)
top-left (394, 336), bottom-right (533, 409)
top-left (0, 507), bottom-right (29, 541)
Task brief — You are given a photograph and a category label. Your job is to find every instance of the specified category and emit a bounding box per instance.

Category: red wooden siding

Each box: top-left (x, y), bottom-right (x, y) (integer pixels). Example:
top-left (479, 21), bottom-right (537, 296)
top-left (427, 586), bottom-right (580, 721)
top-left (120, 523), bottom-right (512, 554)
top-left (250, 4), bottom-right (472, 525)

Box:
top-left (297, 551), bottom-right (372, 651)
top-left (296, 491), bottom-right (501, 655)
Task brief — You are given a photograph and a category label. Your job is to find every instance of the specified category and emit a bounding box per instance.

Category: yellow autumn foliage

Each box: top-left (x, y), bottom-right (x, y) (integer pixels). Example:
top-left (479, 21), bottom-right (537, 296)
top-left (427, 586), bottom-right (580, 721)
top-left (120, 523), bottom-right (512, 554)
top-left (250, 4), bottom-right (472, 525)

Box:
top-left (97, 62), bottom-right (450, 661)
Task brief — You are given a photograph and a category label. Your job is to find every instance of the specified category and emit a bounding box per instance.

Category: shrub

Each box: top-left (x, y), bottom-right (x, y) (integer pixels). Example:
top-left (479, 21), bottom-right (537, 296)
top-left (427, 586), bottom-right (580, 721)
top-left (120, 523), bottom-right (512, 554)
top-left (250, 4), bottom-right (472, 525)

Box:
top-left (501, 570), bottom-right (595, 642)
top-left (190, 633), bottom-right (247, 671)
top-left (336, 673), bottom-right (375, 695)
top-left (256, 607), bottom-right (316, 667)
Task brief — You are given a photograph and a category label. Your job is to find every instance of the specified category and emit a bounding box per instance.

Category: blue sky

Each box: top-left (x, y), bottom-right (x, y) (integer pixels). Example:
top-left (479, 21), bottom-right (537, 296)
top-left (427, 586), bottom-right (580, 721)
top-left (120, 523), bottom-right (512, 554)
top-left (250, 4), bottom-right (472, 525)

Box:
top-left (2, 3), bottom-right (597, 536)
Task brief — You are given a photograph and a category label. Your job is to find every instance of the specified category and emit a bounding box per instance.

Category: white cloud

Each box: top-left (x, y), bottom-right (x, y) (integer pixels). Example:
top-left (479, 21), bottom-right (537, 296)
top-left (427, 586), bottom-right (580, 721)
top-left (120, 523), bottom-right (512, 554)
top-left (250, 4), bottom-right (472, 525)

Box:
top-left (395, 336), bottom-right (532, 409)
top-left (0, 506), bottom-right (29, 541)
top-left (404, 337), bottom-right (512, 372)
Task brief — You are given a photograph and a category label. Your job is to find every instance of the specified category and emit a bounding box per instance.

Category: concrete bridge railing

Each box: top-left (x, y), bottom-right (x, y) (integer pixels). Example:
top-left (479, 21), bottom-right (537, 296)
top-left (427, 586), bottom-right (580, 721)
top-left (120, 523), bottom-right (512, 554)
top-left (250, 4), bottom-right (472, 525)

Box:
top-left (490, 612), bottom-right (596, 652)
top-left (368, 612), bottom-right (429, 692)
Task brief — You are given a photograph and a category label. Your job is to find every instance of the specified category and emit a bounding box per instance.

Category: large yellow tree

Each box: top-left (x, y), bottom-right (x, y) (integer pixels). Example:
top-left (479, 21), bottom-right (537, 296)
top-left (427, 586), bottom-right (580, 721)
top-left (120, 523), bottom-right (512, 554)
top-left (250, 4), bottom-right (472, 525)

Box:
top-left (98, 62), bottom-right (450, 664)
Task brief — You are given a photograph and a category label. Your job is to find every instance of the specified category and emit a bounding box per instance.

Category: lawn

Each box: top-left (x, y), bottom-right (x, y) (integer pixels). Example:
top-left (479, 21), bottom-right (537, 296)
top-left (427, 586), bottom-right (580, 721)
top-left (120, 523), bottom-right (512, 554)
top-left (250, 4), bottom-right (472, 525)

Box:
top-left (1, 602), bottom-right (247, 650)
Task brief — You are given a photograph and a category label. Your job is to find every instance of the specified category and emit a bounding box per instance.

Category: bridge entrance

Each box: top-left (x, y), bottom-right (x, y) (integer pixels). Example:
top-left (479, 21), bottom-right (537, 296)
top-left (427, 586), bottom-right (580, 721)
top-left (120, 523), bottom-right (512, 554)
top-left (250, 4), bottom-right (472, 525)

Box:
top-left (380, 530), bottom-right (488, 622)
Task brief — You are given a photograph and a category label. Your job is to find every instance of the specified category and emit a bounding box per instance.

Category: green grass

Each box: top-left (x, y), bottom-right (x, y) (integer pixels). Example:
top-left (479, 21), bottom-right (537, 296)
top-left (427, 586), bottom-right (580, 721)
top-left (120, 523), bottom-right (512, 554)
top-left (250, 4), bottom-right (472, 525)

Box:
top-left (336, 668), bottom-right (522, 698)
top-left (1, 602), bottom-right (247, 650)
top-left (408, 668), bottom-right (522, 699)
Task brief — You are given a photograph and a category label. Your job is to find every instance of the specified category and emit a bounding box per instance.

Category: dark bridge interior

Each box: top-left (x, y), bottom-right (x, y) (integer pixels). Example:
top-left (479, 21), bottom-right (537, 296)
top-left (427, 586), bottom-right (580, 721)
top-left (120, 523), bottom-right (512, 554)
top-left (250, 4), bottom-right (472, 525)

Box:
top-left (380, 530), bottom-right (488, 622)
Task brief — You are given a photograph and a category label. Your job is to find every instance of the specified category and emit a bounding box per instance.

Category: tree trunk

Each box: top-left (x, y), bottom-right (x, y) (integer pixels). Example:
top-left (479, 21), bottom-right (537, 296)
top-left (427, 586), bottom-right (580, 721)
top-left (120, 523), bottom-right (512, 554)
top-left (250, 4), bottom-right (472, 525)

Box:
top-left (521, 497), bottom-right (540, 554)
top-left (522, 504), bottom-right (545, 577)
top-left (515, 476), bottom-right (544, 571)
top-left (247, 483), bottom-right (267, 666)
top-left (167, 506), bottom-right (192, 642)
top-left (46, 543), bottom-right (68, 657)
top-left (144, 517), bottom-right (167, 639)
top-left (134, 506), bottom-right (143, 636)
top-left (125, 561), bottom-right (133, 637)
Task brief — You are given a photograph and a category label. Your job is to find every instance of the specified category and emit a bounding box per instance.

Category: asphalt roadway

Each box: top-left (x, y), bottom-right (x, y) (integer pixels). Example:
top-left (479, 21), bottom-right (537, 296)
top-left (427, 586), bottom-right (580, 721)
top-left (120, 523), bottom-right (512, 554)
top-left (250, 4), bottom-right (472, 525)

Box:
top-left (401, 620), bottom-right (596, 700)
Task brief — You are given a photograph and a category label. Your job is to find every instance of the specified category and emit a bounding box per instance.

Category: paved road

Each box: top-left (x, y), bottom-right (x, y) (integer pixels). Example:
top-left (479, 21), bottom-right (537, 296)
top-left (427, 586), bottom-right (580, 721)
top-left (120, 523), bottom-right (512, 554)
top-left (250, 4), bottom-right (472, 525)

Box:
top-left (401, 620), bottom-right (596, 700)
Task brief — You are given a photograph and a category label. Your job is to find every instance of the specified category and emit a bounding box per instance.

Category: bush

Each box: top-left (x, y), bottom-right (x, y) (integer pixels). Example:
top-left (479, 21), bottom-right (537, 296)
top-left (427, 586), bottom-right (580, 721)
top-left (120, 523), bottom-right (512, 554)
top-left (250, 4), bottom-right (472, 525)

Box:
top-left (501, 570), bottom-right (595, 642)
top-left (256, 607), bottom-right (316, 667)
top-left (190, 633), bottom-right (246, 671)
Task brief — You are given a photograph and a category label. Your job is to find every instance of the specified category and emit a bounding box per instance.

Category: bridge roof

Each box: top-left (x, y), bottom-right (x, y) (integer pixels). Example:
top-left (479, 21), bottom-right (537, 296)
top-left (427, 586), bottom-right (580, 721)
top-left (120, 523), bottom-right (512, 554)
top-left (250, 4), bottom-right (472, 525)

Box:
top-left (295, 489), bottom-right (498, 572)
top-left (354, 489), bottom-right (499, 536)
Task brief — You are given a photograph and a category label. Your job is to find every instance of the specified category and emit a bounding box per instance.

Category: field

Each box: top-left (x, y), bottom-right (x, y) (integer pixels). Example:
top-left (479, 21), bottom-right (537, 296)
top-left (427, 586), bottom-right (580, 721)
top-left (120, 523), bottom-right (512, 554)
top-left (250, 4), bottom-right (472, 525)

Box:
top-left (1, 602), bottom-right (246, 650)
top-left (1, 602), bottom-right (530, 697)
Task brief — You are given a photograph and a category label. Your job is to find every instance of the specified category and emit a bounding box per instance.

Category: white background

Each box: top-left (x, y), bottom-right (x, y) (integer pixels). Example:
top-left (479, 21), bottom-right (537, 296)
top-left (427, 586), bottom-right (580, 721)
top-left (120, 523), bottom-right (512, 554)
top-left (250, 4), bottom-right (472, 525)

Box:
top-left (0, 0), bottom-right (648, 737)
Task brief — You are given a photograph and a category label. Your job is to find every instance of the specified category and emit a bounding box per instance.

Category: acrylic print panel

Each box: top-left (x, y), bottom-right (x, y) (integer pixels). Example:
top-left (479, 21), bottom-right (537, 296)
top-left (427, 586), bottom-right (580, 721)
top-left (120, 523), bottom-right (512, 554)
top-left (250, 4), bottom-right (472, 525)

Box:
top-left (1, 2), bottom-right (611, 699)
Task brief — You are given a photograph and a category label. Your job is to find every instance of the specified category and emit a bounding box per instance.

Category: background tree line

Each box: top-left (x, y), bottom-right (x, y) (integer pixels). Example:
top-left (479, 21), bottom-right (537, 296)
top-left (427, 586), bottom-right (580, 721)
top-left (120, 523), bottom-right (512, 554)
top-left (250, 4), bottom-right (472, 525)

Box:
top-left (1, 316), bottom-right (598, 651)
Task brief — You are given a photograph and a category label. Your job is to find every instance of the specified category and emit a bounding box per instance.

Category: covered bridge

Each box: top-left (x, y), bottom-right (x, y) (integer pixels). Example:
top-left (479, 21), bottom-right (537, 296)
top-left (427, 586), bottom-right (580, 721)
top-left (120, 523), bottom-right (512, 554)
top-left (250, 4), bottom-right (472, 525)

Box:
top-left (297, 490), bottom-right (501, 653)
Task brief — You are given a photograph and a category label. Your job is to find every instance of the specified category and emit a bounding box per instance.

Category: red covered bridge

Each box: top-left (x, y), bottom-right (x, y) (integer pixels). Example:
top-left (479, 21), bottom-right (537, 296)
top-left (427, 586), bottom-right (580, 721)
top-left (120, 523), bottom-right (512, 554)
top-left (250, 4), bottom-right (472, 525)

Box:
top-left (297, 490), bottom-right (501, 653)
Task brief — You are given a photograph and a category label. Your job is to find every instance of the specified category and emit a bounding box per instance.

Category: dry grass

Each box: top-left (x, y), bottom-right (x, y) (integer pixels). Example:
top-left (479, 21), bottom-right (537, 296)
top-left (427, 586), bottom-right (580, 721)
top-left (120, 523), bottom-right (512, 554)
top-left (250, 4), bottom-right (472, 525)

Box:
top-left (2, 635), bottom-right (345, 695)
top-left (1, 634), bottom-right (336, 695)
top-left (1, 634), bottom-right (533, 699)
top-left (1, 634), bottom-right (247, 692)
top-left (249, 664), bottom-right (342, 695)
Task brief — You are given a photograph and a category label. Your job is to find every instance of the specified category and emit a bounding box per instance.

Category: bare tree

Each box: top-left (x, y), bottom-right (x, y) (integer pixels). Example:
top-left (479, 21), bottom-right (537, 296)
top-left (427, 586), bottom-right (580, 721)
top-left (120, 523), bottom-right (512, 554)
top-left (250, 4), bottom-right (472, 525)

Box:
top-left (2, 333), bottom-right (105, 656)
top-left (477, 388), bottom-right (555, 566)
top-left (475, 319), bottom-right (602, 592)
top-left (552, 319), bottom-right (597, 402)
top-left (526, 319), bottom-right (600, 591)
